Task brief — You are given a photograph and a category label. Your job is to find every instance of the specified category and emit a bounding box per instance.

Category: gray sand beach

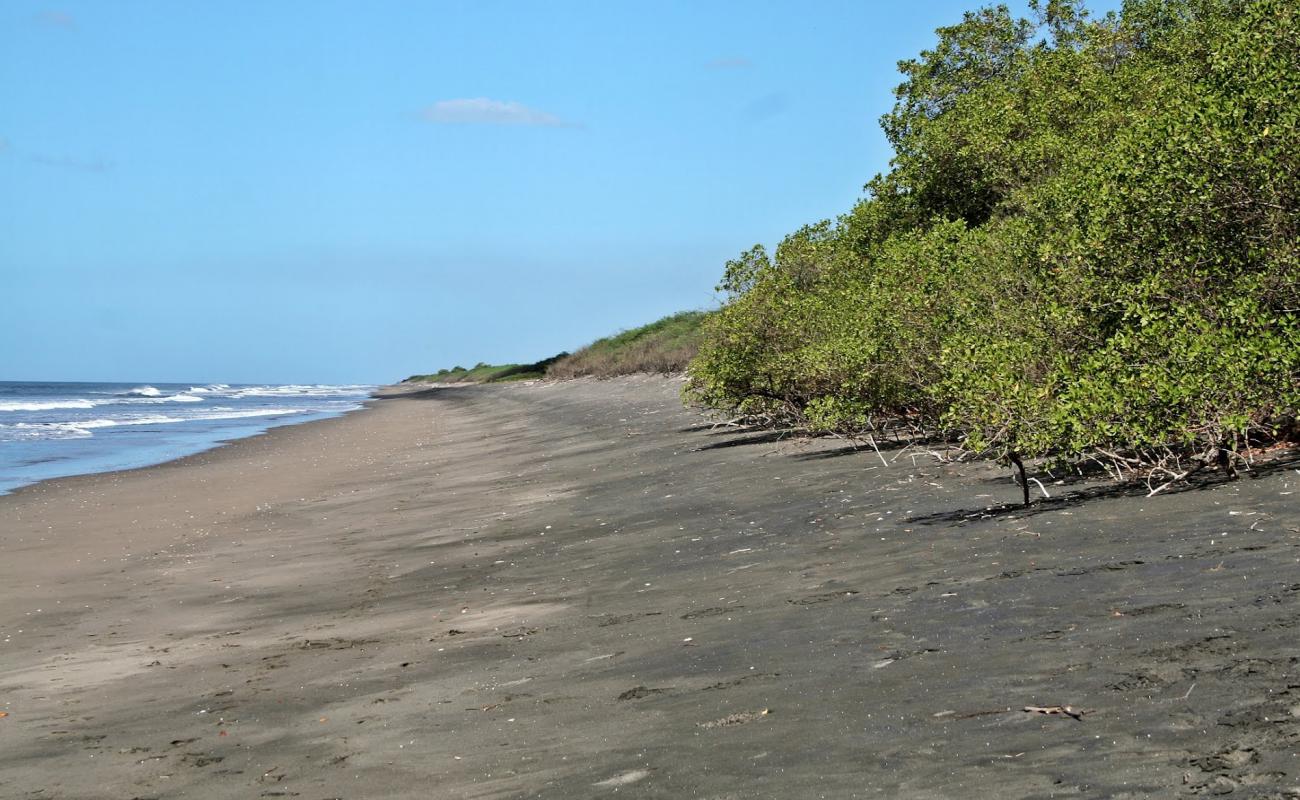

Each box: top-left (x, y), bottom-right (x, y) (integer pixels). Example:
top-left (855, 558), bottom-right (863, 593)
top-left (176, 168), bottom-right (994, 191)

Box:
top-left (2, 377), bottom-right (1298, 798)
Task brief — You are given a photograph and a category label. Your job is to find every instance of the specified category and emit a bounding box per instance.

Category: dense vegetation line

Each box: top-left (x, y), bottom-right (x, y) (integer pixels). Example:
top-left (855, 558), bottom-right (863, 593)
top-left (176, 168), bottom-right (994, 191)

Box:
top-left (404, 311), bottom-right (710, 384)
top-left (405, 353), bottom-right (567, 384)
top-left (684, 0), bottom-right (1297, 487)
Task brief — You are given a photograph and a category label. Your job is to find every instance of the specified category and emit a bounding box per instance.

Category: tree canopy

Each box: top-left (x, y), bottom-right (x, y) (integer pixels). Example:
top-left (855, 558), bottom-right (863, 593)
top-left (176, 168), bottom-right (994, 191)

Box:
top-left (686, 0), bottom-right (1298, 480)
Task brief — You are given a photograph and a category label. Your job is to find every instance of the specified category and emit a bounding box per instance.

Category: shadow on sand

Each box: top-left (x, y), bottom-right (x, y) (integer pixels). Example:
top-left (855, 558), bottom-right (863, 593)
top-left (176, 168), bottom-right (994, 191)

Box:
top-left (906, 454), bottom-right (1299, 527)
top-left (690, 428), bottom-right (803, 451)
top-left (685, 422), bottom-right (1298, 527)
top-left (374, 385), bottom-right (479, 402)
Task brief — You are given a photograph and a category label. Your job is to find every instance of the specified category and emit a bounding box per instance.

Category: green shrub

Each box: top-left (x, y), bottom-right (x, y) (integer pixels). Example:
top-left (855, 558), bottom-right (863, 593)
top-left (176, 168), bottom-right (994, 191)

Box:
top-left (687, 0), bottom-right (1298, 476)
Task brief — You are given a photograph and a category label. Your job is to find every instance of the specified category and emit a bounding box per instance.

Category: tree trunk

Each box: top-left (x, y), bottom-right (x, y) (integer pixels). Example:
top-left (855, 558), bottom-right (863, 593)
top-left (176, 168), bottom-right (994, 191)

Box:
top-left (1216, 442), bottom-right (1237, 479)
top-left (1009, 450), bottom-right (1030, 507)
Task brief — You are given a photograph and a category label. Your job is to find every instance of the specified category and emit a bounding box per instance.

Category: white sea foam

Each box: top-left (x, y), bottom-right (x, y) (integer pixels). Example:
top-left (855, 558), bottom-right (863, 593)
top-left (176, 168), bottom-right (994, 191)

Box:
top-left (1, 393), bottom-right (203, 411)
top-left (133, 394), bottom-right (204, 404)
top-left (163, 384), bottom-right (369, 399)
top-left (60, 415), bottom-right (185, 430)
top-left (226, 384), bottom-right (372, 398)
top-left (190, 408), bottom-right (306, 421)
top-left (1, 382), bottom-right (372, 493)
top-left (0, 407), bottom-right (307, 442)
top-left (0, 399), bottom-right (98, 412)
top-left (0, 424), bottom-right (92, 441)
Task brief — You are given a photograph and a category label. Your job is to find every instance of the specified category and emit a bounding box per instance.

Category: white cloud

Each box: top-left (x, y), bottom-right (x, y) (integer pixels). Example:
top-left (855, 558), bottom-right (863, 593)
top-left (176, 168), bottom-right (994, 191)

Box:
top-left (421, 98), bottom-right (570, 127)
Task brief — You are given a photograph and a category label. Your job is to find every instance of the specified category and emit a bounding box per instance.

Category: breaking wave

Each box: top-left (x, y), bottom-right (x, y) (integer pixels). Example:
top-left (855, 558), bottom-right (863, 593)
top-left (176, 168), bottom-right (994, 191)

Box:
top-left (0, 399), bottom-right (98, 412)
top-left (0, 381), bottom-right (374, 491)
top-left (0, 408), bottom-right (307, 442)
top-left (122, 386), bottom-right (162, 397)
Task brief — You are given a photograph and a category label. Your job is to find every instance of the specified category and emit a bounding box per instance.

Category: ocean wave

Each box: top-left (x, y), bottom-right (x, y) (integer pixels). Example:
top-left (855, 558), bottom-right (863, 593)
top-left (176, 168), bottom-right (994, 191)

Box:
top-left (175, 384), bottom-right (370, 399)
top-left (0, 393), bottom-right (204, 411)
top-left (122, 386), bottom-right (162, 397)
top-left (0, 407), bottom-right (308, 442)
top-left (0, 425), bottom-right (92, 441)
top-left (190, 408), bottom-right (307, 421)
top-left (133, 394), bottom-right (204, 404)
top-left (225, 384), bottom-right (371, 398)
top-left (0, 399), bottom-right (98, 412)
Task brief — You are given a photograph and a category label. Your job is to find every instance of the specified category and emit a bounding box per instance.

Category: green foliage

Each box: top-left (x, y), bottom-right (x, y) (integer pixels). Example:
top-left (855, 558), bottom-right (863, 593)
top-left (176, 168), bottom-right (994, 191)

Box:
top-left (717, 245), bottom-right (771, 300)
top-left (687, 0), bottom-right (1298, 473)
top-left (547, 311), bottom-right (710, 378)
top-left (406, 353), bottom-right (568, 384)
top-left (406, 312), bottom-right (711, 385)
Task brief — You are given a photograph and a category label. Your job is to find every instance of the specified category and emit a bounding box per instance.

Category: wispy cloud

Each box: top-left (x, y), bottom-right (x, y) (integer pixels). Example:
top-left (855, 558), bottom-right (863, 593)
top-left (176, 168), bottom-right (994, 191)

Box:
top-left (706, 56), bottom-right (752, 70)
top-left (30, 153), bottom-right (112, 173)
top-left (34, 10), bottom-right (77, 29)
top-left (421, 98), bottom-right (572, 127)
top-left (0, 137), bottom-right (10, 153)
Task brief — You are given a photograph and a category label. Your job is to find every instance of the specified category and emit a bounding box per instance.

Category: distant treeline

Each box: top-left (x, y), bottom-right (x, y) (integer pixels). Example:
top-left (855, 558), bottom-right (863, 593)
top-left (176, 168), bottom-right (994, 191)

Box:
top-left (683, 0), bottom-right (1297, 477)
top-left (405, 355), bottom-right (567, 384)
top-left (405, 311), bottom-right (710, 384)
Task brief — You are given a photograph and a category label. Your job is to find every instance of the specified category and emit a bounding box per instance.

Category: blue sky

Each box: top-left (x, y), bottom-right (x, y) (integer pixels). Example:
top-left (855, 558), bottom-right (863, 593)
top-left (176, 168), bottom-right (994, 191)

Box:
top-left (1, 1), bottom-right (1119, 384)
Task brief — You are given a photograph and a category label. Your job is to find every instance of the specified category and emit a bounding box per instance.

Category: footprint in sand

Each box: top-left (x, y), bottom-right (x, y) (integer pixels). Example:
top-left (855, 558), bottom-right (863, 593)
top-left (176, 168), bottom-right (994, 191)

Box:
top-left (617, 686), bottom-right (670, 701)
top-left (788, 590), bottom-right (859, 605)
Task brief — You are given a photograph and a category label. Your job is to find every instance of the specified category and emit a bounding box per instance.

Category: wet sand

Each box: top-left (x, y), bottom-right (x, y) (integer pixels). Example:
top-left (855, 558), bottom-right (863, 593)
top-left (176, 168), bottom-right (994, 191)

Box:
top-left (1, 377), bottom-right (1298, 799)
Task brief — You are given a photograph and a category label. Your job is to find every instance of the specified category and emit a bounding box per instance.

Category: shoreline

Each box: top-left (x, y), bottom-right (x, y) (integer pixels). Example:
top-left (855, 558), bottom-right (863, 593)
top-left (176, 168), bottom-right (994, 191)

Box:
top-left (0, 390), bottom-right (389, 500)
top-left (2, 377), bottom-right (1298, 798)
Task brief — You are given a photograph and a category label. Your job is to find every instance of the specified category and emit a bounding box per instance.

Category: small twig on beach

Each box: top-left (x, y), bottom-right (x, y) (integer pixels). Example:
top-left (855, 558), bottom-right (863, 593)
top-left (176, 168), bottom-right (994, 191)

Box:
top-left (825, 430), bottom-right (858, 447)
top-left (917, 446), bottom-right (958, 464)
top-left (1085, 452), bottom-right (1124, 482)
top-left (866, 434), bottom-right (889, 467)
top-left (1023, 705), bottom-right (1083, 721)
top-left (1146, 458), bottom-right (1211, 496)
top-left (1028, 477), bottom-right (1051, 499)
top-left (1147, 473), bottom-right (1188, 497)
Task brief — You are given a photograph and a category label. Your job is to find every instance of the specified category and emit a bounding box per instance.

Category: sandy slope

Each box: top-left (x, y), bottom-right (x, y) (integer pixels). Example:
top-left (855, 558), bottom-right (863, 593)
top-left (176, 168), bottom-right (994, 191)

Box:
top-left (1, 377), bottom-right (1298, 799)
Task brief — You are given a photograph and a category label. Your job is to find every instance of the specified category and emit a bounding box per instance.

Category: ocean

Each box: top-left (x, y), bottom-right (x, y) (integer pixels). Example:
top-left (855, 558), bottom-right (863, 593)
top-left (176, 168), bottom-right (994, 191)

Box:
top-left (0, 381), bottom-right (374, 495)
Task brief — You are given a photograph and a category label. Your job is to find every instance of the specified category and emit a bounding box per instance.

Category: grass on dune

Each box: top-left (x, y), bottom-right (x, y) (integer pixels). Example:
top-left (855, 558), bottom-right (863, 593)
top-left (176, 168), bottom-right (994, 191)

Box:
top-left (404, 310), bottom-right (710, 384)
top-left (404, 353), bottom-right (567, 385)
top-left (546, 311), bottom-right (710, 379)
